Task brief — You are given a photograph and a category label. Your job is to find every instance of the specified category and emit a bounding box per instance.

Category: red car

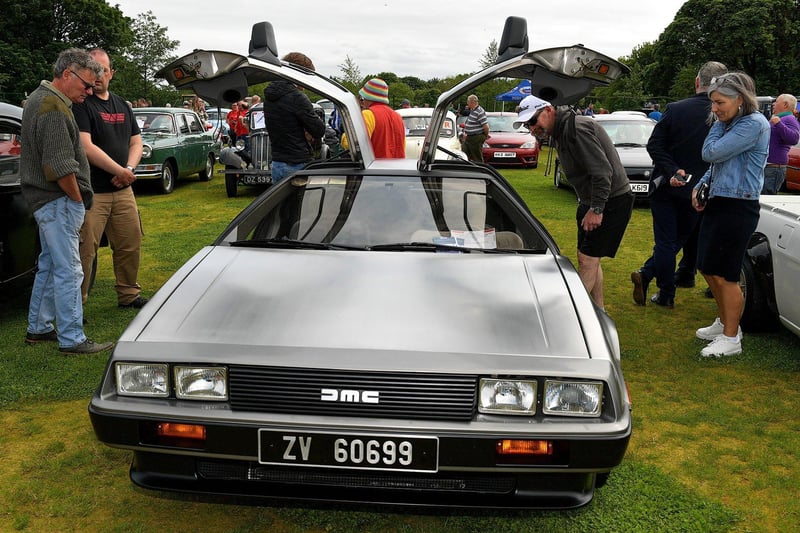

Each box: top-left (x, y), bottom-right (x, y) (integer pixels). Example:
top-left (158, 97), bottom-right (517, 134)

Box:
top-left (481, 112), bottom-right (539, 167)
top-left (786, 139), bottom-right (800, 191)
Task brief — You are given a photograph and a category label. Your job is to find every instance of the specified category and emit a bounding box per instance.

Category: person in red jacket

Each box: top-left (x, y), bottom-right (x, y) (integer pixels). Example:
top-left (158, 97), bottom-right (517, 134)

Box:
top-left (358, 78), bottom-right (405, 158)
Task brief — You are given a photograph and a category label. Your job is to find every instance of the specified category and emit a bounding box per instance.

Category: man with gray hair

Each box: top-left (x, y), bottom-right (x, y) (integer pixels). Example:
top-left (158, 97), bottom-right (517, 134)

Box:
top-left (632, 61), bottom-right (728, 308)
top-left (20, 48), bottom-right (113, 354)
top-left (461, 94), bottom-right (489, 162)
top-left (763, 93), bottom-right (800, 194)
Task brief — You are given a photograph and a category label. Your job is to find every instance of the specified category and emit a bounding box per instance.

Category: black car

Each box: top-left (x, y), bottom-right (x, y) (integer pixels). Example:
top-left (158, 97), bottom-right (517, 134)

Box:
top-left (0, 102), bottom-right (37, 290)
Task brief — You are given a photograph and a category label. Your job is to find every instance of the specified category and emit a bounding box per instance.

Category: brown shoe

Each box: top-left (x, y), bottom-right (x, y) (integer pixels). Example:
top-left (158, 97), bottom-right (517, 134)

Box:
top-left (631, 270), bottom-right (649, 306)
top-left (59, 339), bottom-right (114, 355)
top-left (25, 330), bottom-right (58, 345)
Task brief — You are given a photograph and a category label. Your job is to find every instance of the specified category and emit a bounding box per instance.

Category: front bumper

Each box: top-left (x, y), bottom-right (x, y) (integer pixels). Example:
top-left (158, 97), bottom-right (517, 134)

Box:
top-left (89, 405), bottom-right (630, 509)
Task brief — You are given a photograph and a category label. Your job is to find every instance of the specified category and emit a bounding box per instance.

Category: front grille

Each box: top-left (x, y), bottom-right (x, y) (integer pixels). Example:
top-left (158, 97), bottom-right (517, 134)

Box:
top-left (199, 460), bottom-right (515, 494)
top-left (229, 366), bottom-right (478, 421)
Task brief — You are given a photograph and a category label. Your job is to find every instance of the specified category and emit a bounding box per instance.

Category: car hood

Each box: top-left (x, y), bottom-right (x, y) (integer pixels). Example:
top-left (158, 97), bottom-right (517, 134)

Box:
top-left (615, 146), bottom-right (652, 167)
top-left (130, 247), bottom-right (591, 359)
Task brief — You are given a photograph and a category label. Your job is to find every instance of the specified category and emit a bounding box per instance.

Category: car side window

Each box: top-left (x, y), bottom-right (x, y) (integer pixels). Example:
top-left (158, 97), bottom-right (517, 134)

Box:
top-left (187, 114), bottom-right (204, 133)
top-left (177, 115), bottom-right (190, 135)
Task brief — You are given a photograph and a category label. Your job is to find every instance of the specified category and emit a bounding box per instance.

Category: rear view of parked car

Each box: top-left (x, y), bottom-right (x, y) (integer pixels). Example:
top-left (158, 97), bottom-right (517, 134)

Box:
top-left (133, 108), bottom-right (220, 194)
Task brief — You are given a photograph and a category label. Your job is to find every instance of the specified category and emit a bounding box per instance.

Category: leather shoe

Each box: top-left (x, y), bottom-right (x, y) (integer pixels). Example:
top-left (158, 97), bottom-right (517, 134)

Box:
top-left (650, 292), bottom-right (674, 309)
top-left (25, 330), bottom-right (58, 344)
top-left (631, 270), bottom-right (649, 306)
top-left (119, 295), bottom-right (148, 309)
top-left (674, 276), bottom-right (696, 288)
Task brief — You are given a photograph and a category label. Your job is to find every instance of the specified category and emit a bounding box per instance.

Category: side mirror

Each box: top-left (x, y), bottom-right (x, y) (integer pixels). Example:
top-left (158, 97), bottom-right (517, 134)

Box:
top-left (496, 16), bottom-right (528, 63)
top-left (249, 22), bottom-right (281, 66)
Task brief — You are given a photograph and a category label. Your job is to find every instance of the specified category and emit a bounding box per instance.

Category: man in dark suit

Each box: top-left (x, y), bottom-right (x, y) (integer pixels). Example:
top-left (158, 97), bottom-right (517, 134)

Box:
top-left (631, 61), bottom-right (728, 308)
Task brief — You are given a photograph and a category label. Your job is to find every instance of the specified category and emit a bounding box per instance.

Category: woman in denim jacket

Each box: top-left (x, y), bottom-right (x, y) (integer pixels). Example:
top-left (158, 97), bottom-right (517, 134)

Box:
top-left (692, 72), bottom-right (769, 357)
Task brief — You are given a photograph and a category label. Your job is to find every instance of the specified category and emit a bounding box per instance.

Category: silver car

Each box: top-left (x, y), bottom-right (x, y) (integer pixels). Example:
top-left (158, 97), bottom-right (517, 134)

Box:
top-left (89, 17), bottom-right (632, 509)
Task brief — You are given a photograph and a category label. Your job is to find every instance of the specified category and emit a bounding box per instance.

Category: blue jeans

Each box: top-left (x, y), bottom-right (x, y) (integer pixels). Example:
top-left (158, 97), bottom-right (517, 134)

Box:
top-left (28, 196), bottom-right (87, 348)
top-left (761, 165), bottom-right (786, 195)
top-left (271, 161), bottom-right (306, 183)
top-left (640, 188), bottom-right (699, 299)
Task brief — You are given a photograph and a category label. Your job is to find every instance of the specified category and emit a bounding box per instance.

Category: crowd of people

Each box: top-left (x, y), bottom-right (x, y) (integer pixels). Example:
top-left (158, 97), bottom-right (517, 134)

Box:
top-left (16, 46), bottom-right (792, 360)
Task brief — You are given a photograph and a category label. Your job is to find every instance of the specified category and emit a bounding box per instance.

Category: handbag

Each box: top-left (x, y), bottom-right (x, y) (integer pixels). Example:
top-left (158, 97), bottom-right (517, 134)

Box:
top-left (696, 164), bottom-right (713, 208)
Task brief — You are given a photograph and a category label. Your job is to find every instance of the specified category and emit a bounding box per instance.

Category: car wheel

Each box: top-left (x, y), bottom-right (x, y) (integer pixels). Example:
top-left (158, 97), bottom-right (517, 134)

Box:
top-left (225, 170), bottom-right (238, 198)
top-left (554, 161), bottom-right (564, 189)
top-left (739, 258), bottom-right (777, 332)
top-left (160, 161), bottom-right (176, 194)
top-left (198, 153), bottom-right (214, 181)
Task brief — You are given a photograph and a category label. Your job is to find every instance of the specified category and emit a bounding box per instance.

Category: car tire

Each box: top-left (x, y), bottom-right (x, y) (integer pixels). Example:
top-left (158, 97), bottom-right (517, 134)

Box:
top-left (198, 153), bottom-right (214, 181)
top-left (225, 170), bottom-right (238, 198)
top-left (554, 161), bottom-right (564, 189)
top-left (160, 161), bottom-right (176, 194)
top-left (739, 258), bottom-right (777, 332)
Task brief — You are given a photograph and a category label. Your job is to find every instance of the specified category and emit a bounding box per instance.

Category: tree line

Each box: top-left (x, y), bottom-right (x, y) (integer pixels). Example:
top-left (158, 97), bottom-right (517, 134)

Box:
top-left (3, 0), bottom-right (800, 112)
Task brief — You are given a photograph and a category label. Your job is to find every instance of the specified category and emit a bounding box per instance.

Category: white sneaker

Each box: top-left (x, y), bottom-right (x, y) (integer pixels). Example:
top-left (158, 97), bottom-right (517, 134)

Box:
top-left (696, 318), bottom-right (742, 341)
top-left (701, 335), bottom-right (742, 357)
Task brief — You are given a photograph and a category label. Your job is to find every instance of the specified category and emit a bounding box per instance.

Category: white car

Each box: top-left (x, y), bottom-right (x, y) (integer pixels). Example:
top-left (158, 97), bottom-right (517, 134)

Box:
top-left (740, 195), bottom-right (800, 337)
top-left (397, 107), bottom-right (466, 160)
top-left (554, 113), bottom-right (656, 197)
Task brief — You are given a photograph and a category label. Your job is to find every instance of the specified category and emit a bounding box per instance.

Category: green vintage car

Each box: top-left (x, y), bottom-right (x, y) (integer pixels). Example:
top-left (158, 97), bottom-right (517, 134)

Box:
top-left (133, 107), bottom-right (220, 194)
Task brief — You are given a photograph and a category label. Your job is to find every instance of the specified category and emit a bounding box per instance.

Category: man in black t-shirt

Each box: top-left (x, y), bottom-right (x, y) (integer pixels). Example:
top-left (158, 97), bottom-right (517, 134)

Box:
top-left (74, 48), bottom-right (147, 309)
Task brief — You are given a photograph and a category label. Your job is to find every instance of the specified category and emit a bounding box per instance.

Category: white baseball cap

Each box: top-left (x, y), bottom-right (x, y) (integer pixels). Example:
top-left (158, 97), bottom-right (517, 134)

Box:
top-left (513, 95), bottom-right (552, 129)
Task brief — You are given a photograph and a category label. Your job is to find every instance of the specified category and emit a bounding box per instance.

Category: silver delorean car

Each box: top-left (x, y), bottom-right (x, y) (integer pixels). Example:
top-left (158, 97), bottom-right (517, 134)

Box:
top-left (89, 17), bottom-right (632, 509)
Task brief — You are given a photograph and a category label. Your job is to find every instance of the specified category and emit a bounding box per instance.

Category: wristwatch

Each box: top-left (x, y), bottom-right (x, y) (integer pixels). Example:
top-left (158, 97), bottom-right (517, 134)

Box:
top-left (591, 206), bottom-right (604, 215)
top-left (126, 165), bottom-right (135, 172)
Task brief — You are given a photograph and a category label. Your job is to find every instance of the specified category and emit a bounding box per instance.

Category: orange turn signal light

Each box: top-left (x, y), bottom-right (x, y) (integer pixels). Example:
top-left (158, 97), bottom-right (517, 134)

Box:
top-left (157, 423), bottom-right (206, 441)
top-left (598, 63), bottom-right (610, 75)
top-left (496, 439), bottom-right (553, 456)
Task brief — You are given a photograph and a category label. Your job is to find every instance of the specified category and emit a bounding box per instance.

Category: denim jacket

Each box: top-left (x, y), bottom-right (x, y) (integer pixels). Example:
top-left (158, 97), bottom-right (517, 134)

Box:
top-left (695, 112), bottom-right (769, 200)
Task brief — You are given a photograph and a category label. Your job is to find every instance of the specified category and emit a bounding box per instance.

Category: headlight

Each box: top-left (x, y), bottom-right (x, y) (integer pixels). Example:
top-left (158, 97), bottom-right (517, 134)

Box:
top-left (115, 363), bottom-right (169, 397)
top-left (141, 144), bottom-right (152, 158)
top-left (174, 366), bottom-right (228, 401)
top-left (479, 378), bottom-right (536, 415)
top-left (521, 141), bottom-right (537, 149)
top-left (543, 380), bottom-right (603, 417)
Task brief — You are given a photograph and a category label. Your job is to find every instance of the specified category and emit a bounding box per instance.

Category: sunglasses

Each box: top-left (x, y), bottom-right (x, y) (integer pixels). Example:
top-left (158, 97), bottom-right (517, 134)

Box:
top-left (525, 109), bottom-right (545, 129)
top-left (70, 69), bottom-right (94, 91)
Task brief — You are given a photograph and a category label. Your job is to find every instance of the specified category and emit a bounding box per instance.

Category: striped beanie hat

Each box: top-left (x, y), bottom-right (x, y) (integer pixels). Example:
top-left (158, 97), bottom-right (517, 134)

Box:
top-left (359, 78), bottom-right (390, 104)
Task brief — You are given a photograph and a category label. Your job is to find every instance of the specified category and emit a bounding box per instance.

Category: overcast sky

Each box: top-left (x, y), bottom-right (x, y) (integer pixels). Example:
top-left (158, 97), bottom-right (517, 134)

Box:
top-left (112, 0), bottom-right (688, 80)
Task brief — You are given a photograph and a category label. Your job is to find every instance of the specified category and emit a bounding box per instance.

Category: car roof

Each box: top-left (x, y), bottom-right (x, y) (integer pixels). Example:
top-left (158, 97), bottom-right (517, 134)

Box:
top-left (157, 17), bottom-right (629, 170)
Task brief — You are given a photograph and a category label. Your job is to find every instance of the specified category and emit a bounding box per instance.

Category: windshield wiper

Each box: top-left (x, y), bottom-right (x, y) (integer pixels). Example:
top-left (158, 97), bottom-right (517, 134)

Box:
top-left (230, 238), bottom-right (365, 250)
top-left (369, 242), bottom-right (520, 253)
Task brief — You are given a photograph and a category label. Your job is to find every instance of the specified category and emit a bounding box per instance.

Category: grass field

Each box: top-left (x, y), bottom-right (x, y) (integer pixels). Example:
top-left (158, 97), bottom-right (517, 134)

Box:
top-left (1, 153), bottom-right (798, 532)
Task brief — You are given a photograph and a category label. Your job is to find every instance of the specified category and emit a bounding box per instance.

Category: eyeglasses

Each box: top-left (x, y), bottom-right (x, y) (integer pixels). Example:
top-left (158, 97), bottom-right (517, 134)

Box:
top-left (70, 70), bottom-right (94, 91)
top-left (525, 110), bottom-right (544, 130)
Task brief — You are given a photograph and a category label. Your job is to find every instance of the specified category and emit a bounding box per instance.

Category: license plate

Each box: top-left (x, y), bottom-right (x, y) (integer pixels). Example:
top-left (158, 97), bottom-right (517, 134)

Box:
top-left (241, 175), bottom-right (271, 185)
top-left (258, 429), bottom-right (439, 472)
top-left (494, 152), bottom-right (516, 158)
top-left (630, 182), bottom-right (649, 193)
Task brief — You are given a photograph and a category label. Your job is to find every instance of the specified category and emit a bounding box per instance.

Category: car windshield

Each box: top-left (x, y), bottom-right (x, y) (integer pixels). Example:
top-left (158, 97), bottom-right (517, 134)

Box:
top-left (487, 114), bottom-right (525, 133)
top-left (136, 113), bottom-right (176, 134)
top-left (597, 120), bottom-right (654, 146)
top-left (225, 175), bottom-right (544, 252)
top-left (402, 116), bottom-right (455, 138)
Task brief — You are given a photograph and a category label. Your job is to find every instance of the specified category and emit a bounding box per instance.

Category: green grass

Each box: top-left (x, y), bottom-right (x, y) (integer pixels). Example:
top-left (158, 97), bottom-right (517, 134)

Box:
top-left (1, 158), bottom-right (798, 532)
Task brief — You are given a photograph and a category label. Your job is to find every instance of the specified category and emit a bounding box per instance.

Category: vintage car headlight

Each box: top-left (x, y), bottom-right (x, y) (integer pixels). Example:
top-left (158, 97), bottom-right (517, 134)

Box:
top-left (141, 144), bottom-right (152, 158)
top-left (543, 380), bottom-right (603, 417)
top-left (479, 378), bottom-right (536, 415)
top-left (115, 363), bottom-right (169, 397)
top-left (174, 366), bottom-right (228, 401)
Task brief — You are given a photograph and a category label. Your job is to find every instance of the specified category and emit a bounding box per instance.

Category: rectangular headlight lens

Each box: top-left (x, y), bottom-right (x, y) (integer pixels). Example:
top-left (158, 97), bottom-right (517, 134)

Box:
top-left (479, 378), bottom-right (536, 415)
top-left (543, 380), bottom-right (603, 417)
top-left (115, 363), bottom-right (169, 397)
top-left (174, 366), bottom-right (228, 401)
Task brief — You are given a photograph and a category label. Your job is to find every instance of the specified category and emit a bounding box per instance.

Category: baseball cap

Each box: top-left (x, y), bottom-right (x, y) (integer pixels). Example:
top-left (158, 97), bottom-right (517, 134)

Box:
top-left (513, 95), bottom-right (551, 129)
